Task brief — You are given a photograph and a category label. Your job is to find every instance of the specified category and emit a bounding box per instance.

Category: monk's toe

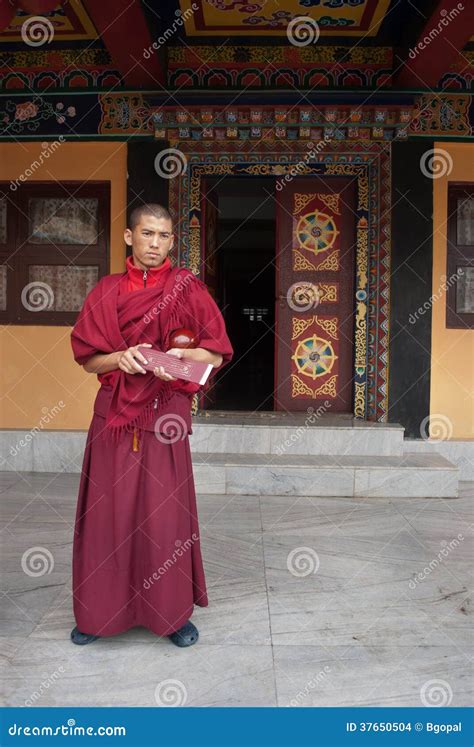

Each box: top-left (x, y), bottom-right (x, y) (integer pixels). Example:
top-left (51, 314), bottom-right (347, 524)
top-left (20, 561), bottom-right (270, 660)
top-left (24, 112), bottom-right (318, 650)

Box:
top-left (70, 626), bottom-right (100, 645)
top-left (168, 620), bottom-right (199, 647)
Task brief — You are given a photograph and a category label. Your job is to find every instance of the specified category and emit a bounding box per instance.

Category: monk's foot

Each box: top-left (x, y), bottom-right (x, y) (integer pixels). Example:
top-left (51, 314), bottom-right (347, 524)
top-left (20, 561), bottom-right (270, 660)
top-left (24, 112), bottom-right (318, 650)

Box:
top-left (167, 620), bottom-right (199, 647)
top-left (70, 626), bottom-right (100, 646)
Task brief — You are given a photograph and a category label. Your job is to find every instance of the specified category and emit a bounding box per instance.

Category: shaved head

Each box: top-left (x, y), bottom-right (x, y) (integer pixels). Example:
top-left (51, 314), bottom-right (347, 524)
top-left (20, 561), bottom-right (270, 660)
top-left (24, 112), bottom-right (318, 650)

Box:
top-left (129, 203), bottom-right (172, 231)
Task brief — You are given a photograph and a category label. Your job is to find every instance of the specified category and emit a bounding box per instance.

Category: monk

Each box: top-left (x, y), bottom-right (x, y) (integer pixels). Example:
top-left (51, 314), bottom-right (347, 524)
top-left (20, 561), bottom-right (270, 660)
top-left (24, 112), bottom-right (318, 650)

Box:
top-left (70, 203), bottom-right (233, 647)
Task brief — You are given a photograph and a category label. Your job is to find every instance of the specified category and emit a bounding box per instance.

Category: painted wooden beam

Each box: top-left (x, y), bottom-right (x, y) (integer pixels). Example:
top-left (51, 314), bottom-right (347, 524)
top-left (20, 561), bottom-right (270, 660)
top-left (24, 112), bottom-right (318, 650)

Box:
top-left (82, 0), bottom-right (165, 87)
top-left (395, 0), bottom-right (474, 88)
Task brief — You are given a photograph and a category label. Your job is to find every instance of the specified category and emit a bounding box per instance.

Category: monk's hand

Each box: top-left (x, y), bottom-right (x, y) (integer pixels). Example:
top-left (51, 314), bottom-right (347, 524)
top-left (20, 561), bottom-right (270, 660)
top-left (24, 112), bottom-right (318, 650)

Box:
top-left (153, 347), bottom-right (183, 382)
top-left (118, 343), bottom-right (152, 375)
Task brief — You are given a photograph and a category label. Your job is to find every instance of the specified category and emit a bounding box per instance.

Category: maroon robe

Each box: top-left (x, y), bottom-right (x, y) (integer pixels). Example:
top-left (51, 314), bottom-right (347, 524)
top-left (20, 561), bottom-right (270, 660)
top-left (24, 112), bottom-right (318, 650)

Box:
top-left (70, 264), bottom-right (233, 636)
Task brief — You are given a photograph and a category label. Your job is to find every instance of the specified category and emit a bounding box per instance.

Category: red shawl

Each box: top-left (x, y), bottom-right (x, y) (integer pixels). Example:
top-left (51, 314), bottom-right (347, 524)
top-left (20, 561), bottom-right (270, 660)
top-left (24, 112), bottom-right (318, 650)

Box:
top-left (70, 266), bottom-right (233, 438)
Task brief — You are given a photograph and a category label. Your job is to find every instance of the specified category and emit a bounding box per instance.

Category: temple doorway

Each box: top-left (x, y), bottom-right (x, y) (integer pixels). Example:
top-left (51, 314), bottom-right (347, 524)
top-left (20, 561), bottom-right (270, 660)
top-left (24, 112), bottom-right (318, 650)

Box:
top-left (200, 174), bottom-right (357, 414)
top-left (202, 177), bottom-right (276, 411)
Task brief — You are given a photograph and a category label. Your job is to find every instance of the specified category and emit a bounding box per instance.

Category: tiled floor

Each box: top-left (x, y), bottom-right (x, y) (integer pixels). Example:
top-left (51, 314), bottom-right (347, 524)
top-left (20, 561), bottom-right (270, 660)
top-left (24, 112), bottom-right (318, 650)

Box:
top-left (1, 471), bottom-right (472, 707)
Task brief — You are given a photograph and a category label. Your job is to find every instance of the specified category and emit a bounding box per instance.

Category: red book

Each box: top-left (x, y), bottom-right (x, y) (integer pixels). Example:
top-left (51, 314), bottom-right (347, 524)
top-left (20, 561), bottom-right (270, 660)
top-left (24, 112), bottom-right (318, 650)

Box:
top-left (137, 346), bottom-right (213, 386)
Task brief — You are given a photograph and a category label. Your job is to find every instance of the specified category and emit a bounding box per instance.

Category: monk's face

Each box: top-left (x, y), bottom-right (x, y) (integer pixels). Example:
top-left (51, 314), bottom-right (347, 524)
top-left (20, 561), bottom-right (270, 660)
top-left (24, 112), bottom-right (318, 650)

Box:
top-left (125, 215), bottom-right (174, 270)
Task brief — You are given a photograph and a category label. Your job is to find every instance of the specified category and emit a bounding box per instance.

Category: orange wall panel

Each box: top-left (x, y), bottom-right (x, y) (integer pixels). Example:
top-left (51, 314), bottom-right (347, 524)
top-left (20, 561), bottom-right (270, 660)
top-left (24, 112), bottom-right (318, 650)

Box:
top-left (0, 141), bottom-right (127, 430)
top-left (431, 142), bottom-right (474, 439)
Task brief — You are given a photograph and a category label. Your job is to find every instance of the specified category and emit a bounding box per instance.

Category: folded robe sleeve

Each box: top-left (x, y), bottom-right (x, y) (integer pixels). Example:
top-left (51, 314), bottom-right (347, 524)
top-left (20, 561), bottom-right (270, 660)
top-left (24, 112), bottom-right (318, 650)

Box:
top-left (70, 279), bottom-right (115, 366)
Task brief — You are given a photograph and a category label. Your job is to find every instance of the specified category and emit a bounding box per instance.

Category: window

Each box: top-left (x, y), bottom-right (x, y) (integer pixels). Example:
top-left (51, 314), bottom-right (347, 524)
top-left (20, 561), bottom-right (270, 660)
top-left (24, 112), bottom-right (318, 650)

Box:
top-left (0, 182), bottom-right (110, 325)
top-left (446, 183), bottom-right (474, 329)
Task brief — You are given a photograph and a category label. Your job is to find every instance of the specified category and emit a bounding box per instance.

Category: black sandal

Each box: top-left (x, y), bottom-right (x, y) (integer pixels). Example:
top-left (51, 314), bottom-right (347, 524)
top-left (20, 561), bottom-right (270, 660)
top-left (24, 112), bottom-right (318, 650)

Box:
top-left (168, 620), bottom-right (199, 647)
top-left (70, 626), bottom-right (100, 645)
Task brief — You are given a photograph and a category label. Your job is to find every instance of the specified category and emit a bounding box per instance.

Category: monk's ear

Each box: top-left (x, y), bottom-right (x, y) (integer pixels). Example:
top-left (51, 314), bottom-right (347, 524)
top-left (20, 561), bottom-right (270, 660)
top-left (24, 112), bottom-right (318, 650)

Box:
top-left (124, 228), bottom-right (133, 247)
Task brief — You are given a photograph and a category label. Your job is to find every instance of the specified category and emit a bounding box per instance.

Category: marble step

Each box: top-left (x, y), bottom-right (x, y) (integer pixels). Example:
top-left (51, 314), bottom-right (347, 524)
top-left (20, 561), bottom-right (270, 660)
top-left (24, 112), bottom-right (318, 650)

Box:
top-left (190, 421), bottom-right (405, 457)
top-left (191, 451), bottom-right (459, 498)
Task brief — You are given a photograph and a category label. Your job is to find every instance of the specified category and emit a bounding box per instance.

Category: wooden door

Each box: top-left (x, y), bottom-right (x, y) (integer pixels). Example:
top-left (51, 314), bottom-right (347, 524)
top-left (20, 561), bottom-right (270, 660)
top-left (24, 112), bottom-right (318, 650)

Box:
top-left (275, 178), bottom-right (356, 412)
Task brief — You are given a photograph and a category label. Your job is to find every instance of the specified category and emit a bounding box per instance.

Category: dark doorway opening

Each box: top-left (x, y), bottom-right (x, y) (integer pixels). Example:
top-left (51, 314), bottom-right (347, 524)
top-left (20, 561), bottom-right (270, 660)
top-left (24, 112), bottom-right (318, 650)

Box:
top-left (204, 177), bottom-right (276, 411)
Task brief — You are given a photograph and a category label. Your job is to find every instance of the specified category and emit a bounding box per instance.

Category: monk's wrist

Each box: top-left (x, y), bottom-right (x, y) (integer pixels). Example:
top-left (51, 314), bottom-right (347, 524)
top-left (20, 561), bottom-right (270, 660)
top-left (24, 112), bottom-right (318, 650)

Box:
top-left (187, 347), bottom-right (222, 367)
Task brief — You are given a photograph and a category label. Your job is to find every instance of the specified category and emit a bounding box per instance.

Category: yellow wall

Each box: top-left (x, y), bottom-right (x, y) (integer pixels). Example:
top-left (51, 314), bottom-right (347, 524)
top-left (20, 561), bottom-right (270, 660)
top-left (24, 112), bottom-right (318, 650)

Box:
top-left (431, 142), bottom-right (474, 439)
top-left (0, 141), bottom-right (127, 430)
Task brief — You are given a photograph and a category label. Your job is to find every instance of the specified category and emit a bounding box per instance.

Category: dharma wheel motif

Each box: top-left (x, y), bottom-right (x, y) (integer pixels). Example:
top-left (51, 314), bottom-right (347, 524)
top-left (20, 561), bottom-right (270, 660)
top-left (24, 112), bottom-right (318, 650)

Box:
top-left (296, 209), bottom-right (339, 255)
top-left (291, 335), bottom-right (337, 379)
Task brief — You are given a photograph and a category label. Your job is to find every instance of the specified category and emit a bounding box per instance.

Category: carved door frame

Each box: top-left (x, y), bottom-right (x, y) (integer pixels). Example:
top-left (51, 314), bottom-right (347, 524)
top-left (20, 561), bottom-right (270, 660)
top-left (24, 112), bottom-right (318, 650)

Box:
top-left (169, 141), bottom-right (391, 422)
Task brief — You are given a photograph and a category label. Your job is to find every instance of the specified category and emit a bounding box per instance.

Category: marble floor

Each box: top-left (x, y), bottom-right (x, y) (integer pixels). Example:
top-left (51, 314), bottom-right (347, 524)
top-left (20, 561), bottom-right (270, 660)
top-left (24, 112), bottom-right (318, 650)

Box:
top-left (1, 471), bottom-right (472, 708)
